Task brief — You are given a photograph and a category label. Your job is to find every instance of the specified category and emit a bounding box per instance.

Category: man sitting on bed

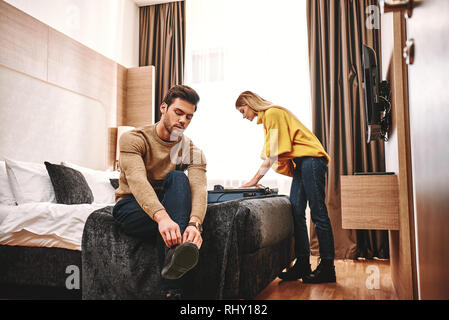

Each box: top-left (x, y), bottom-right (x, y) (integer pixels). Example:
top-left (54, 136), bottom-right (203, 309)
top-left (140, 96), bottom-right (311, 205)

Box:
top-left (113, 85), bottom-right (207, 300)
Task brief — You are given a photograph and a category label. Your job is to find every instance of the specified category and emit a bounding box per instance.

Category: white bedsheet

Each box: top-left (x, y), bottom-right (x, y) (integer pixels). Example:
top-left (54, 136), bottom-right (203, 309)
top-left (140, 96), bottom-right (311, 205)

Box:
top-left (0, 202), bottom-right (114, 251)
top-left (0, 204), bottom-right (9, 224)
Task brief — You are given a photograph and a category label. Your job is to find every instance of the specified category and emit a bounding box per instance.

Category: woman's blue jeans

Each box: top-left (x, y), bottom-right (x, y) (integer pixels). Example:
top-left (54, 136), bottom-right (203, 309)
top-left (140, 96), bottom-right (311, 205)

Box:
top-left (290, 157), bottom-right (335, 260)
top-left (112, 170), bottom-right (192, 291)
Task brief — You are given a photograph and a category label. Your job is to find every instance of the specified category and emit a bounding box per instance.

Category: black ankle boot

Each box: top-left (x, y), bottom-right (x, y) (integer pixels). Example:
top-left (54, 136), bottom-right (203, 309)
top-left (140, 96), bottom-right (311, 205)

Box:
top-left (278, 258), bottom-right (312, 281)
top-left (302, 258), bottom-right (336, 283)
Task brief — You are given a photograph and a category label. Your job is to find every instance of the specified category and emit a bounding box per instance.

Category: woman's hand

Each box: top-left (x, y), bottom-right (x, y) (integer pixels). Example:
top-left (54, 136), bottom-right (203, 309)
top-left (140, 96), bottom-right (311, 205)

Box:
top-left (239, 178), bottom-right (259, 188)
top-left (239, 157), bottom-right (276, 188)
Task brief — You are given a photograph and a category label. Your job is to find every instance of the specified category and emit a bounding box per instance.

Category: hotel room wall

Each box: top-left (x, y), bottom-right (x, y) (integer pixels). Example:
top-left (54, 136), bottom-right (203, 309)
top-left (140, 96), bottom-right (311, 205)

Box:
top-left (0, 1), bottom-right (132, 170)
top-left (3, 0), bottom-right (139, 68)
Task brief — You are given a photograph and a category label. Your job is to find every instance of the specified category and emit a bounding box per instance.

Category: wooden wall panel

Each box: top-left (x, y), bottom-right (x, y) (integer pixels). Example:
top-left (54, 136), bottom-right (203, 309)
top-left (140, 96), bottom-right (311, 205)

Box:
top-left (390, 12), bottom-right (416, 301)
top-left (108, 127), bottom-right (118, 170)
top-left (109, 64), bottom-right (128, 169)
top-left (0, 1), bottom-right (47, 80)
top-left (125, 66), bottom-right (155, 127)
top-left (116, 64), bottom-right (128, 127)
top-left (47, 28), bottom-right (118, 126)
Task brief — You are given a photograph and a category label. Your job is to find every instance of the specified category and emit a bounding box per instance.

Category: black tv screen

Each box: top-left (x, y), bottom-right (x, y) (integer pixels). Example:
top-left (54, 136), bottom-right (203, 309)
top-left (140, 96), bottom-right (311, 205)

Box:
top-left (362, 44), bottom-right (382, 143)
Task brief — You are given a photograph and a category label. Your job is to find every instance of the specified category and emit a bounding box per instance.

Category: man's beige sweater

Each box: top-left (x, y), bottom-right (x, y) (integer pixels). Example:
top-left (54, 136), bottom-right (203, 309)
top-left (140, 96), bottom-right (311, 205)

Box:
top-left (115, 123), bottom-right (208, 222)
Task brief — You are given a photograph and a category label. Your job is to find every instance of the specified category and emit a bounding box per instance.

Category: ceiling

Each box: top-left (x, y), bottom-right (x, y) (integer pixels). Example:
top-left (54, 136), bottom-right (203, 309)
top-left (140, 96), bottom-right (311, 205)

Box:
top-left (133, 0), bottom-right (183, 7)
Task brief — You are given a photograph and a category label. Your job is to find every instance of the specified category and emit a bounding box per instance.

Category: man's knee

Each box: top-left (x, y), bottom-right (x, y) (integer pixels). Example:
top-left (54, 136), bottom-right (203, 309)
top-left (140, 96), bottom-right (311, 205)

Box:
top-left (165, 170), bottom-right (189, 186)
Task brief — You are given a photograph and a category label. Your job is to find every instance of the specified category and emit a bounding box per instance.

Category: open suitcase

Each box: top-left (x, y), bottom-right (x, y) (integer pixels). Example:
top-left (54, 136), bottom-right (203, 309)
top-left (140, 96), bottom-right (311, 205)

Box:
top-left (207, 184), bottom-right (278, 204)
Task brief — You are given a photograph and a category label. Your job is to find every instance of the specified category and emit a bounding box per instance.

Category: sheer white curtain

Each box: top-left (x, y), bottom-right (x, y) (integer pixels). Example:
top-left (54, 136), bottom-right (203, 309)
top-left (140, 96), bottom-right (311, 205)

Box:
top-left (184, 0), bottom-right (311, 195)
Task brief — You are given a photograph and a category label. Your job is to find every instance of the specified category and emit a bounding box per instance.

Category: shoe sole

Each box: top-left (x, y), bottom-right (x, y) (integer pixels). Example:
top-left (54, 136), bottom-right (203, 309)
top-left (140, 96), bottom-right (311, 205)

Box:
top-left (302, 279), bottom-right (336, 284)
top-left (161, 242), bottom-right (199, 280)
top-left (302, 276), bottom-right (336, 284)
top-left (278, 271), bottom-right (311, 281)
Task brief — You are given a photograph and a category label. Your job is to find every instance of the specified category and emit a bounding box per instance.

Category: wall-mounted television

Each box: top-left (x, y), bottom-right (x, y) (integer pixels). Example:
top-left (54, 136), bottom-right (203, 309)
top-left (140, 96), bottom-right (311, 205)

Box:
top-left (362, 44), bottom-right (391, 143)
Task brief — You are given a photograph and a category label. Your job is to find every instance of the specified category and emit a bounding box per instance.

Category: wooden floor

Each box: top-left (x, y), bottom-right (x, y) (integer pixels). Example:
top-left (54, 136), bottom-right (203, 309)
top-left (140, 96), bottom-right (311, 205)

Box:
top-left (256, 256), bottom-right (398, 300)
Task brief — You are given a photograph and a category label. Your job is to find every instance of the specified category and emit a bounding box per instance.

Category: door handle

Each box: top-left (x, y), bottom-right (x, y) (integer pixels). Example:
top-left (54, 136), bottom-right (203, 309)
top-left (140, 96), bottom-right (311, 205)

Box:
top-left (380, 0), bottom-right (423, 18)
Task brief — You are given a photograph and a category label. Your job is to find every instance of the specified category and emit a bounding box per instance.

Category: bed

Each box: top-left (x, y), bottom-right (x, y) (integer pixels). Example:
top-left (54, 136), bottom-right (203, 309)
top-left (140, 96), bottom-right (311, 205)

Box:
top-left (0, 158), bottom-right (118, 299)
top-left (0, 201), bottom-right (115, 299)
top-left (0, 203), bottom-right (101, 299)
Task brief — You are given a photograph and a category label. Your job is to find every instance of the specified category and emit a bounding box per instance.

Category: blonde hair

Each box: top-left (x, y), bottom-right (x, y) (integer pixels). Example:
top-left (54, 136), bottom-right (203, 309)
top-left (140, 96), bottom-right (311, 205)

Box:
top-left (235, 91), bottom-right (298, 118)
top-left (235, 91), bottom-right (273, 111)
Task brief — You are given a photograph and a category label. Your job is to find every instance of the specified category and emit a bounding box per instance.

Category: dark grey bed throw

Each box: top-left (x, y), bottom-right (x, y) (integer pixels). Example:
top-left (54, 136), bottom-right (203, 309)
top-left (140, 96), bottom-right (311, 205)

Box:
top-left (81, 195), bottom-right (294, 300)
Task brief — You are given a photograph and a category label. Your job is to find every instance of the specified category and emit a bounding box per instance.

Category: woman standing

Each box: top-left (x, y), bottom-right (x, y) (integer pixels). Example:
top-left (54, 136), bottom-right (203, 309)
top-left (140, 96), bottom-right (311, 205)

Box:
top-left (236, 91), bottom-right (336, 283)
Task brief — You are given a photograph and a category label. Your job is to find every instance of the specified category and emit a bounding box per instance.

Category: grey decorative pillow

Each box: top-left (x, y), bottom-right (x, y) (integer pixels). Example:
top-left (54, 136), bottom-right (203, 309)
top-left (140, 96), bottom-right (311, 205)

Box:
top-left (44, 161), bottom-right (94, 204)
top-left (109, 178), bottom-right (119, 190)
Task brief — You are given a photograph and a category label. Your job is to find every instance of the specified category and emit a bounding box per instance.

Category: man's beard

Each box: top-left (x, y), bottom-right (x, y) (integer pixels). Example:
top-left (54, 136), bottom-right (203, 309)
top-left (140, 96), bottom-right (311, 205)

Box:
top-left (163, 118), bottom-right (184, 140)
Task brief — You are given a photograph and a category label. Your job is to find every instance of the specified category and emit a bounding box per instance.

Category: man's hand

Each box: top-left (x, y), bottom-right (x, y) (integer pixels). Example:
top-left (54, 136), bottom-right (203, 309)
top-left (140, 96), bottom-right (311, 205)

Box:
top-left (182, 216), bottom-right (203, 249)
top-left (154, 210), bottom-right (181, 248)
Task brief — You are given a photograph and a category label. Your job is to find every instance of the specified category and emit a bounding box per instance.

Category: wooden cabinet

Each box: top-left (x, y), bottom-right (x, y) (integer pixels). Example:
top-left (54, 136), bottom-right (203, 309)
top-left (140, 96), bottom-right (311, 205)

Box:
top-left (341, 175), bottom-right (399, 230)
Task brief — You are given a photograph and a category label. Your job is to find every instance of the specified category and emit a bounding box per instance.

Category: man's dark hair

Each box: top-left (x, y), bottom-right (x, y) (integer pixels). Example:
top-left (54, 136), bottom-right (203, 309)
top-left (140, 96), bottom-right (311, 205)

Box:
top-left (163, 85), bottom-right (200, 111)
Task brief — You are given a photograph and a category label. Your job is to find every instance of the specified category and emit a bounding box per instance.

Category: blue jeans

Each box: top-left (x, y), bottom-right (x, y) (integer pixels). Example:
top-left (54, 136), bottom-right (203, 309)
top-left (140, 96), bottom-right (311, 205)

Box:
top-left (112, 170), bottom-right (192, 291)
top-left (290, 157), bottom-right (335, 260)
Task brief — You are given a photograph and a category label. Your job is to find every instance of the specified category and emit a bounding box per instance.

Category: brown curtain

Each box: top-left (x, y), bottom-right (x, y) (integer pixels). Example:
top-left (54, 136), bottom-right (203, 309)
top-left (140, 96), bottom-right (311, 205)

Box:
top-left (140, 1), bottom-right (185, 122)
top-left (306, 0), bottom-right (389, 259)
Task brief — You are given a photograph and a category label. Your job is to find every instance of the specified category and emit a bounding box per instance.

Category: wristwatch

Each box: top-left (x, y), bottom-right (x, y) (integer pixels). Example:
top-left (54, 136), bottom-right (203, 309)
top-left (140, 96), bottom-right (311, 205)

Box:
top-left (187, 221), bottom-right (203, 234)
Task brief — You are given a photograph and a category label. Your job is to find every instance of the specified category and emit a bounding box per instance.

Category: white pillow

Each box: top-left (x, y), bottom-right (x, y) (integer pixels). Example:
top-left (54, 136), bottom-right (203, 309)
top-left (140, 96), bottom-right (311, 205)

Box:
top-left (0, 161), bottom-right (17, 205)
top-left (61, 162), bottom-right (118, 204)
top-left (4, 158), bottom-right (56, 204)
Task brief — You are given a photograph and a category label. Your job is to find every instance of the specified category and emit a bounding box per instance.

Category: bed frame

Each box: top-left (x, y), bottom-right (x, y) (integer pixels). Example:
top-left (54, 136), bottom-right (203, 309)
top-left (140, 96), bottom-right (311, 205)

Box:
top-left (0, 246), bottom-right (82, 299)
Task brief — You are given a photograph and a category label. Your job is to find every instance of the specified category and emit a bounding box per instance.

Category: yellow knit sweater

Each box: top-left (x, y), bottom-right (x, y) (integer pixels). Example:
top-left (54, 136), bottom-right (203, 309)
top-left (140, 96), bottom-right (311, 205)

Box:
top-left (257, 107), bottom-right (330, 177)
top-left (115, 123), bottom-right (208, 222)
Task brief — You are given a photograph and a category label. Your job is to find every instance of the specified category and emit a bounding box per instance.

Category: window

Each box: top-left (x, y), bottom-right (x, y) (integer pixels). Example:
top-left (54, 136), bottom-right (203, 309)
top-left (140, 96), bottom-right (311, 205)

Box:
top-left (184, 0), bottom-right (311, 195)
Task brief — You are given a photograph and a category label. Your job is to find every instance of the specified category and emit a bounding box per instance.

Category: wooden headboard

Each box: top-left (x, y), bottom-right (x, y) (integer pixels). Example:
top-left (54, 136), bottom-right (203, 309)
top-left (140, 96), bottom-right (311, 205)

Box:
top-left (0, 65), bottom-right (107, 169)
top-left (0, 1), bottom-right (154, 170)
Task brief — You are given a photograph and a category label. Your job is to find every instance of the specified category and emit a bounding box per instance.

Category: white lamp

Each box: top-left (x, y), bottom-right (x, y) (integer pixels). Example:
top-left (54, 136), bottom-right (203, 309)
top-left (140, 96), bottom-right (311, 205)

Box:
top-left (115, 126), bottom-right (135, 170)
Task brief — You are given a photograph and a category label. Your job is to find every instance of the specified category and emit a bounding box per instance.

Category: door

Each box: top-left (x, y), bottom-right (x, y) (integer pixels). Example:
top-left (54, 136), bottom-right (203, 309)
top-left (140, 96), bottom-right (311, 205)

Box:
top-left (405, 0), bottom-right (449, 300)
top-left (380, 6), bottom-right (416, 300)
